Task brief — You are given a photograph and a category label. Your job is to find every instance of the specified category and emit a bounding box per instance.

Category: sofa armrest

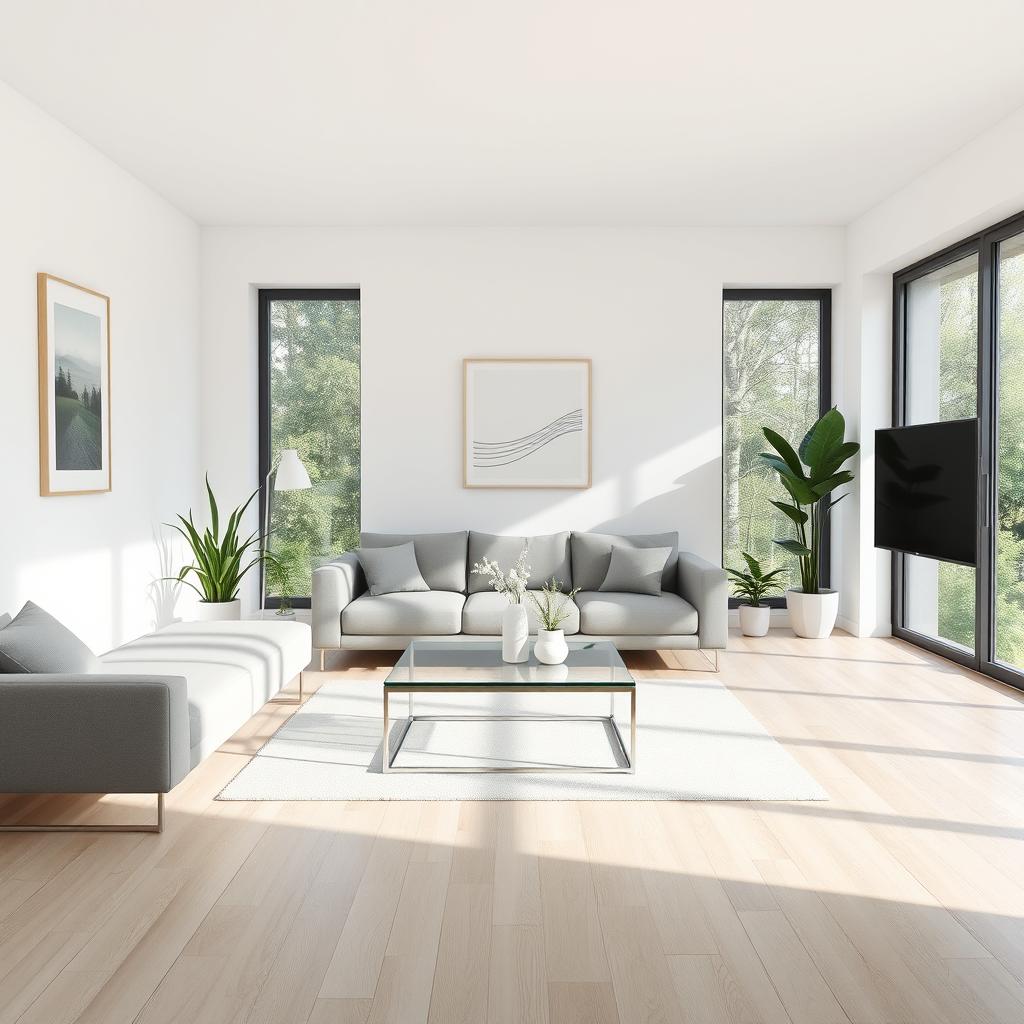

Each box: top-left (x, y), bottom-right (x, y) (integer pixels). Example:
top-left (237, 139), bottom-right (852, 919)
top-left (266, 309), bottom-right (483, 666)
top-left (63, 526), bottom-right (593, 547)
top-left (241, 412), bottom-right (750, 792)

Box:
top-left (676, 552), bottom-right (728, 650)
top-left (312, 551), bottom-right (366, 649)
top-left (0, 674), bottom-right (191, 793)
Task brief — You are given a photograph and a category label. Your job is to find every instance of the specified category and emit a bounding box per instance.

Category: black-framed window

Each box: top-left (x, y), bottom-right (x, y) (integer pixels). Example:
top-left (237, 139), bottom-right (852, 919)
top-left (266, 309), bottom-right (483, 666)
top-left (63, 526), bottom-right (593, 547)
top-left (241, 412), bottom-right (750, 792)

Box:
top-left (722, 290), bottom-right (832, 607)
top-left (258, 289), bottom-right (360, 607)
top-left (892, 209), bottom-right (1024, 690)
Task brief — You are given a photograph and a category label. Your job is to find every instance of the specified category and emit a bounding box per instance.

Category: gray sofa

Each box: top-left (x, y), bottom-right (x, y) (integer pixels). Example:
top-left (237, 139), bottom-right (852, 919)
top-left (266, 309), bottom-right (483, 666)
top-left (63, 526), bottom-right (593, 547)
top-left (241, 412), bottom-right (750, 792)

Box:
top-left (0, 619), bottom-right (311, 832)
top-left (313, 530), bottom-right (727, 664)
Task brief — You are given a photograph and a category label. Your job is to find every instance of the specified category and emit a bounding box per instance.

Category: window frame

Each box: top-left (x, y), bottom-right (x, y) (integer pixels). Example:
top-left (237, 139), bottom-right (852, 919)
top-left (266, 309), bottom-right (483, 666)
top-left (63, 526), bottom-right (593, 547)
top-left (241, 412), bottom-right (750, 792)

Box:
top-left (258, 287), bottom-right (361, 609)
top-left (891, 207), bottom-right (1024, 692)
top-left (722, 288), bottom-right (832, 609)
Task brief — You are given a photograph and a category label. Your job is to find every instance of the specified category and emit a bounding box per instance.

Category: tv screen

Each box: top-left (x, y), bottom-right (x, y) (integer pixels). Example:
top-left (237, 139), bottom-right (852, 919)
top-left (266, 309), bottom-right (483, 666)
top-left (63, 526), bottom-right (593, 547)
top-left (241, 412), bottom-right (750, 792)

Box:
top-left (874, 419), bottom-right (977, 566)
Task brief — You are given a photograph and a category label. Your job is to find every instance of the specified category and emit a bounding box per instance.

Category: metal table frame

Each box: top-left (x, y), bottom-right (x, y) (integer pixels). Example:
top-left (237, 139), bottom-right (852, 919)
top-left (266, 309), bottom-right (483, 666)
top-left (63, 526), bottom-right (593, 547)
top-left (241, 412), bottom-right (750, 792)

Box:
top-left (382, 683), bottom-right (636, 774)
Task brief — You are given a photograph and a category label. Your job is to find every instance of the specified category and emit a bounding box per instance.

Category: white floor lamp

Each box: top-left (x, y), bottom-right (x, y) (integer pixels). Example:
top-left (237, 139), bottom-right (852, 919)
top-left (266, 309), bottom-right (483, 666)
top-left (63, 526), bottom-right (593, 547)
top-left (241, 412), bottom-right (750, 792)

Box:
top-left (261, 448), bottom-right (312, 616)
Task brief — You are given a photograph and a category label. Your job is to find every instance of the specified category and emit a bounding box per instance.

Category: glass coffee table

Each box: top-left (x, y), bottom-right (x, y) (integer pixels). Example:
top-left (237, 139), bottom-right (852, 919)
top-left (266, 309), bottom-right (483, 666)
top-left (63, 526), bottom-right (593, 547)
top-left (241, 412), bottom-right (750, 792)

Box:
top-left (382, 640), bottom-right (636, 774)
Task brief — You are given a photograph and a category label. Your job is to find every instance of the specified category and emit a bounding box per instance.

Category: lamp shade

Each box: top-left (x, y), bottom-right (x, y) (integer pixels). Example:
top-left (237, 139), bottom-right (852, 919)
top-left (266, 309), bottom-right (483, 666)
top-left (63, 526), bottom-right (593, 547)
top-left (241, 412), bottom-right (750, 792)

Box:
top-left (274, 449), bottom-right (312, 492)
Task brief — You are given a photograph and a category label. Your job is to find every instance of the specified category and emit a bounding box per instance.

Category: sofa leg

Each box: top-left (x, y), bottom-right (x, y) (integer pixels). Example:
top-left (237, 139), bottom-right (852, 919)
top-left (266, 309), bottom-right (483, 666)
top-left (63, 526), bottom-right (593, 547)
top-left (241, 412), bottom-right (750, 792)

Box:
top-left (319, 649), bottom-right (326, 671)
top-left (695, 649), bottom-right (720, 672)
top-left (273, 672), bottom-right (303, 705)
top-left (0, 792), bottom-right (164, 834)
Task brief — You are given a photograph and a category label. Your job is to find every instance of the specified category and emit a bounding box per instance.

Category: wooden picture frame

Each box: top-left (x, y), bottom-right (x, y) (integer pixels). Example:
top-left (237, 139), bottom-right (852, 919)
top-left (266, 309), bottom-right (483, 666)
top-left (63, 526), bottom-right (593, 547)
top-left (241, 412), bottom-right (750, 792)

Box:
top-left (463, 358), bottom-right (592, 489)
top-left (37, 273), bottom-right (112, 496)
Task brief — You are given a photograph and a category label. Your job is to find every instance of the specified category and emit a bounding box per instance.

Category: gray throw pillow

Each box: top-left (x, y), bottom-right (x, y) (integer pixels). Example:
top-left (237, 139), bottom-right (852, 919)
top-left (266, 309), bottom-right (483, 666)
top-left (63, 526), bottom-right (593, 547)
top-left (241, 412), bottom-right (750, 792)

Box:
top-left (0, 601), bottom-right (101, 673)
top-left (598, 546), bottom-right (673, 596)
top-left (356, 542), bottom-right (430, 597)
top-left (0, 612), bottom-right (10, 631)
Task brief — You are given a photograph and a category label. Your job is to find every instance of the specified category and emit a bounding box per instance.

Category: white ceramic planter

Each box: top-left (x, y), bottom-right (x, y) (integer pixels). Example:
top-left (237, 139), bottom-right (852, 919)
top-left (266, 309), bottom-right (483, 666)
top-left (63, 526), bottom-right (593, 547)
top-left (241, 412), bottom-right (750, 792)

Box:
top-left (738, 604), bottom-right (771, 637)
top-left (502, 603), bottom-right (529, 663)
top-left (534, 628), bottom-right (569, 665)
top-left (197, 599), bottom-right (241, 622)
top-left (785, 589), bottom-right (839, 639)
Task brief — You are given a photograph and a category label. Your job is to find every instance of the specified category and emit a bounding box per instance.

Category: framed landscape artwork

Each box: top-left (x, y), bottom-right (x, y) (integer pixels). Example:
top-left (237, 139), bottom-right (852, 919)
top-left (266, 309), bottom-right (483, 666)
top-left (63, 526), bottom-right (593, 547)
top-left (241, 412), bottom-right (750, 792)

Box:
top-left (463, 358), bottom-right (591, 488)
top-left (37, 273), bottom-right (112, 496)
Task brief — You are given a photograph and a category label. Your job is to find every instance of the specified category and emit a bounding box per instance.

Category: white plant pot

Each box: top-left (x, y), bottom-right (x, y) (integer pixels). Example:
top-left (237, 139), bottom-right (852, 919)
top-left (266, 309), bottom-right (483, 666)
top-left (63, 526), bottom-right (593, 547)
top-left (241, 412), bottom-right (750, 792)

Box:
top-left (502, 603), bottom-right (529, 663)
top-left (197, 599), bottom-right (241, 622)
top-left (738, 604), bottom-right (771, 637)
top-left (785, 589), bottom-right (839, 639)
top-left (534, 628), bottom-right (569, 665)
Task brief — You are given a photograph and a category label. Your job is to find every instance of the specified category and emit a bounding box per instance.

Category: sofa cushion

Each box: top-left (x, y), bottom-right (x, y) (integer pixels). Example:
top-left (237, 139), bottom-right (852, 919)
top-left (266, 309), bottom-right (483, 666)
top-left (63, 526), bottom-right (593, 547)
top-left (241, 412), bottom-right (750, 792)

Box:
top-left (356, 541), bottom-right (429, 596)
top-left (571, 531), bottom-right (679, 592)
top-left (100, 620), bottom-right (313, 766)
top-left (360, 532), bottom-right (468, 593)
top-left (0, 612), bottom-right (10, 630)
top-left (468, 531), bottom-right (572, 594)
top-left (102, 620), bottom-right (312, 710)
top-left (462, 591), bottom-right (580, 635)
top-left (0, 601), bottom-right (100, 674)
top-left (576, 591), bottom-right (698, 636)
top-left (343, 592), bottom-right (466, 635)
top-left (599, 545), bottom-right (674, 596)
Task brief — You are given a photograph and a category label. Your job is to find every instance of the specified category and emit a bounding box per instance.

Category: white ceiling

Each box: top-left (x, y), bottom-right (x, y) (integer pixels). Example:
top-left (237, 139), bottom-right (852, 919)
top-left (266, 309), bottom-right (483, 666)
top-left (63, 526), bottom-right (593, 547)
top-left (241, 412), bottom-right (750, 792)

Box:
top-left (2, 1), bottom-right (1024, 227)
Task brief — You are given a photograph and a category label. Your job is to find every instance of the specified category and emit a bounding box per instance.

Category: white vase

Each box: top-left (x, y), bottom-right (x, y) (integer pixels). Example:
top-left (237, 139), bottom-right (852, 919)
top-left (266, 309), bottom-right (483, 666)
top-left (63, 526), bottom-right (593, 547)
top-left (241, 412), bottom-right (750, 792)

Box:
top-left (196, 599), bottom-right (241, 622)
top-left (785, 589), bottom-right (839, 639)
top-left (738, 604), bottom-right (771, 637)
top-left (501, 603), bottom-right (529, 663)
top-left (534, 628), bottom-right (569, 665)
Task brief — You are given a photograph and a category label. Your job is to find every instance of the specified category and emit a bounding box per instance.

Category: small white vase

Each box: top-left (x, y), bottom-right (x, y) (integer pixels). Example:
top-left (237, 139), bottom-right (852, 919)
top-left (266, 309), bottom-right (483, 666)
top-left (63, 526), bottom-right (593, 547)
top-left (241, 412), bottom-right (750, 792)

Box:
top-left (785, 589), bottom-right (839, 639)
top-left (197, 599), bottom-right (241, 622)
top-left (534, 628), bottom-right (569, 665)
top-left (738, 604), bottom-right (771, 637)
top-left (502, 603), bottom-right (529, 663)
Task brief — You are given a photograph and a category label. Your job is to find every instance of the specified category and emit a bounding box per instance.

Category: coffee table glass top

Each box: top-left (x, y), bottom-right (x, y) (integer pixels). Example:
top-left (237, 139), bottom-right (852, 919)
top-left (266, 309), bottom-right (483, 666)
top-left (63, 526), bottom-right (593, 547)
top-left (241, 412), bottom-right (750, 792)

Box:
top-left (384, 640), bottom-right (634, 688)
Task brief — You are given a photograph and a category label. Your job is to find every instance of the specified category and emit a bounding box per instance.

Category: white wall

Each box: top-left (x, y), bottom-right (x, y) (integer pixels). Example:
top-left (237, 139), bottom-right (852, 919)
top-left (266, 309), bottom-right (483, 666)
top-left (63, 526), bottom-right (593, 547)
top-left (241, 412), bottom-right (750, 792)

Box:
top-left (201, 225), bottom-right (844, 614)
top-left (0, 81), bottom-right (201, 653)
top-left (838, 105), bottom-right (1024, 636)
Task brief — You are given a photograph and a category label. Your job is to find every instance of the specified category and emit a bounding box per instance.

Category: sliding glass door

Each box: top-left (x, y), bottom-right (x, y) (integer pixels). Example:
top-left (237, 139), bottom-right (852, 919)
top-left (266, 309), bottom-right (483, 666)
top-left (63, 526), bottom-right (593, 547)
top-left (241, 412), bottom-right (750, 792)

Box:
top-left (893, 210), bottom-right (1024, 689)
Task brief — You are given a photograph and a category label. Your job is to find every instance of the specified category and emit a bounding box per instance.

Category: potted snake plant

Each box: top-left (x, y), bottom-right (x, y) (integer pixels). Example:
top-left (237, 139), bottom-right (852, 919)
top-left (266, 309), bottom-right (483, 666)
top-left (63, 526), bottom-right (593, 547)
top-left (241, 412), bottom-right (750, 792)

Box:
top-left (760, 408), bottom-right (859, 638)
top-left (167, 477), bottom-right (268, 620)
top-left (726, 553), bottom-right (787, 637)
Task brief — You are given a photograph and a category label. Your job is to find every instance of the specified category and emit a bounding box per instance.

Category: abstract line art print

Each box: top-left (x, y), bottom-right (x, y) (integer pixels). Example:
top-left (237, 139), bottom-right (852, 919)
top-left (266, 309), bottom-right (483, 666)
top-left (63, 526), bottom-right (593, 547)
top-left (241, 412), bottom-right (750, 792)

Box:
top-left (463, 359), bottom-right (591, 488)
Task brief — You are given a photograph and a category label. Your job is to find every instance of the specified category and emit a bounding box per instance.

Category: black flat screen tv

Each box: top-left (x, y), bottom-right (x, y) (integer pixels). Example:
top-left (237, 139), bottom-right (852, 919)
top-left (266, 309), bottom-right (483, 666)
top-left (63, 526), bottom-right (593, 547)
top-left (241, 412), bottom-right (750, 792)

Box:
top-left (874, 419), bottom-right (977, 566)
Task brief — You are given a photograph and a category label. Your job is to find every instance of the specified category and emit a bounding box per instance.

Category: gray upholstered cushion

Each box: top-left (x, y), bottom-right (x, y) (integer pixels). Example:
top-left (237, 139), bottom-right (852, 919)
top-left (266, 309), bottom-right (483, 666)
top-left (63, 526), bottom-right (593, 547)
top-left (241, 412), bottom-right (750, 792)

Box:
top-left (576, 592), bottom-right (698, 636)
top-left (468, 532), bottom-right (572, 594)
top-left (599, 545), bottom-right (673, 596)
top-left (571, 531), bottom-right (679, 592)
top-left (462, 591), bottom-right (580, 635)
top-left (343, 592), bottom-right (466, 635)
top-left (360, 532), bottom-right (468, 593)
top-left (0, 612), bottom-right (10, 630)
top-left (355, 542), bottom-right (429, 597)
top-left (0, 601), bottom-right (100, 673)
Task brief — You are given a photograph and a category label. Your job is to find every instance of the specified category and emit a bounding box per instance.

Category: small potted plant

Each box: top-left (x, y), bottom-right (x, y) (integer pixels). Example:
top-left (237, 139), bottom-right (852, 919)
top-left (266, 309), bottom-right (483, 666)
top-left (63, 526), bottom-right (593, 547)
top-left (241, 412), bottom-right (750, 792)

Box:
top-left (264, 555), bottom-right (296, 618)
top-left (529, 577), bottom-right (581, 664)
top-left (167, 477), bottom-right (269, 621)
top-left (726, 553), bottom-right (787, 637)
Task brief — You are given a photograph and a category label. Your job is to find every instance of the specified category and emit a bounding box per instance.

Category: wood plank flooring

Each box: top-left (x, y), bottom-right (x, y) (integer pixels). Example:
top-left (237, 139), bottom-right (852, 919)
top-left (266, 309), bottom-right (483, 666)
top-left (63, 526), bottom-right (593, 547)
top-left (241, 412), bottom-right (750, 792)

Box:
top-left (2, 630), bottom-right (1024, 1023)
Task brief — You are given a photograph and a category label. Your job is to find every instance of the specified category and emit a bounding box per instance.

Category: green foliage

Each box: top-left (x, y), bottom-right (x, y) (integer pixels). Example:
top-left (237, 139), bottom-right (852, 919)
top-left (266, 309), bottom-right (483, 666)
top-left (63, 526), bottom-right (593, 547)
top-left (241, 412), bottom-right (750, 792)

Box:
top-left (725, 553), bottom-right (788, 607)
top-left (167, 477), bottom-right (266, 603)
top-left (264, 551), bottom-right (297, 615)
top-left (267, 299), bottom-right (360, 598)
top-left (723, 298), bottom-right (821, 591)
top-left (528, 578), bottom-right (581, 631)
top-left (759, 408), bottom-right (859, 594)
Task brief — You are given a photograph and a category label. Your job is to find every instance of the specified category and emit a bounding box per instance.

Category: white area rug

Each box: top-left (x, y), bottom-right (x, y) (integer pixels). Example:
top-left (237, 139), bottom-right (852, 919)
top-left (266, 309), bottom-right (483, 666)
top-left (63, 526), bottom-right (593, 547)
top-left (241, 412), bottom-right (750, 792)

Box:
top-left (218, 677), bottom-right (827, 801)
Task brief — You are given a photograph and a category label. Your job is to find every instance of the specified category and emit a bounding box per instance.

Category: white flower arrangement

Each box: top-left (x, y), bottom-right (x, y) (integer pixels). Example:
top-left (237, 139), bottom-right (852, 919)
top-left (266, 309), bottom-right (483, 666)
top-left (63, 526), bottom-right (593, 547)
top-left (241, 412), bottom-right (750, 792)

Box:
top-left (471, 543), bottom-right (531, 605)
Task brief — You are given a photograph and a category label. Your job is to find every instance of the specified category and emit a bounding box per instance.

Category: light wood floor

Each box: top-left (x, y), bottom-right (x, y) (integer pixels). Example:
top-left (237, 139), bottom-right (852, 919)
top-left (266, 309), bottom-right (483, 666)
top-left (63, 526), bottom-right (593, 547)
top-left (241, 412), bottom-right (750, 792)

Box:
top-left (1, 629), bottom-right (1024, 1023)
